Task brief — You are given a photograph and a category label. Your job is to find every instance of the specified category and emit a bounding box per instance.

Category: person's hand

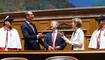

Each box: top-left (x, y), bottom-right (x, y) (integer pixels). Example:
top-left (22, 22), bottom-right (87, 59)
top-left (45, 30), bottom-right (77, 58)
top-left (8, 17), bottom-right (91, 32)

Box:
top-left (38, 33), bottom-right (45, 38)
top-left (48, 46), bottom-right (55, 51)
top-left (36, 40), bottom-right (39, 43)
top-left (55, 46), bottom-right (61, 50)
top-left (59, 32), bottom-right (64, 38)
top-left (38, 33), bottom-right (43, 36)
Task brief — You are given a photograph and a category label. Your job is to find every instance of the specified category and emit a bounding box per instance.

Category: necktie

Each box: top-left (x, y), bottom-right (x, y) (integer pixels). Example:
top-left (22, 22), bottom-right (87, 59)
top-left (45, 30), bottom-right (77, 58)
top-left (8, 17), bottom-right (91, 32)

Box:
top-left (97, 30), bottom-right (102, 49)
top-left (52, 32), bottom-right (55, 48)
top-left (5, 30), bottom-right (8, 51)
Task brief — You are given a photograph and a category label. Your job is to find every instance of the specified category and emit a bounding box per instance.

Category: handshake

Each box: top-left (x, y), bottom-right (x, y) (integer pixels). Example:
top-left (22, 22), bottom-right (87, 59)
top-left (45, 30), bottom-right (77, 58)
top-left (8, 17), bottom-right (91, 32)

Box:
top-left (38, 32), bottom-right (45, 39)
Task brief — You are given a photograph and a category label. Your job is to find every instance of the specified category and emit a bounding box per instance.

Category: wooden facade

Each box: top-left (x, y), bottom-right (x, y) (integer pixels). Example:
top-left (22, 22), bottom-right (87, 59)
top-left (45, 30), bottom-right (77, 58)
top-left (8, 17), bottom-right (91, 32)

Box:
top-left (0, 7), bottom-right (105, 50)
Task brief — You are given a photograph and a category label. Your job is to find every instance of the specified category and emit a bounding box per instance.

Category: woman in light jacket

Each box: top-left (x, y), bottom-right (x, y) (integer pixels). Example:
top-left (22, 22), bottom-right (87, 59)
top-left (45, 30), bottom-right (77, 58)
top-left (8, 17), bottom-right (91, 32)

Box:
top-left (62, 18), bottom-right (85, 50)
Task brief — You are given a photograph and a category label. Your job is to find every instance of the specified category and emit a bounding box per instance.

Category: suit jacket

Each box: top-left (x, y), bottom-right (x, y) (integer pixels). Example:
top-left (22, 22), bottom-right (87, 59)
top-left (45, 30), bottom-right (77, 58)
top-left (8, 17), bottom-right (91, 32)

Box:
top-left (21, 21), bottom-right (44, 50)
top-left (44, 32), bottom-right (66, 50)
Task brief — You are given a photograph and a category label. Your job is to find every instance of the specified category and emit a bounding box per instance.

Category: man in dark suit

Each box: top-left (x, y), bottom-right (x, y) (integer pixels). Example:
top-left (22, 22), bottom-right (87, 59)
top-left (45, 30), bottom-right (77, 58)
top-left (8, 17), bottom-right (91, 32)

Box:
top-left (21, 11), bottom-right (44, 50)
top-left (44, 21), bottom-right (66, 51)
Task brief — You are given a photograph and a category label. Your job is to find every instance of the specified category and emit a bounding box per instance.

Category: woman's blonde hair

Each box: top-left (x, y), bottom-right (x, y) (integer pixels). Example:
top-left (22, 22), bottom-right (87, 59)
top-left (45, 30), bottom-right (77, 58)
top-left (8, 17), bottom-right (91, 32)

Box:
top-left (72, 18), bottom-right (82, 28)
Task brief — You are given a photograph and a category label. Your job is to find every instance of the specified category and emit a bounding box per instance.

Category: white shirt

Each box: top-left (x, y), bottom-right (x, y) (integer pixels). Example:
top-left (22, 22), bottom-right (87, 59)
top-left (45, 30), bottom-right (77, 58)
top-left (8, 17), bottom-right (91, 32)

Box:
top-left (0, 27), bottom-right (22, 49)
top-left (89, 29), bottom-right (105, 49)
top-left (63, 28), bottom-right (84, 50)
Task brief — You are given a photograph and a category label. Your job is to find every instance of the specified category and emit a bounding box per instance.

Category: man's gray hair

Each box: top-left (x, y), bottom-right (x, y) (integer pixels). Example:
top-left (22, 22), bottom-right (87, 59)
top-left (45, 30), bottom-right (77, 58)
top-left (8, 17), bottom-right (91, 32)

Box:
top-left (25, 11), bottom-right (33, 15)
